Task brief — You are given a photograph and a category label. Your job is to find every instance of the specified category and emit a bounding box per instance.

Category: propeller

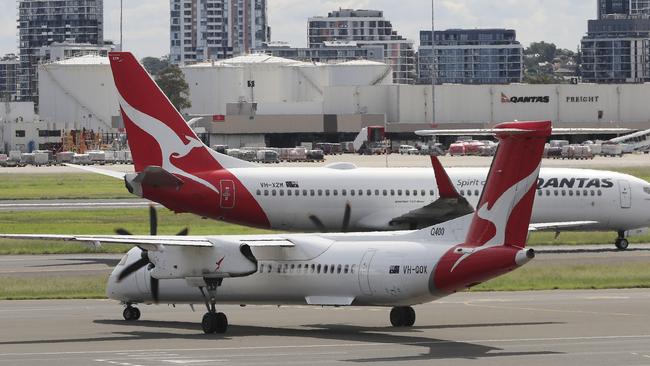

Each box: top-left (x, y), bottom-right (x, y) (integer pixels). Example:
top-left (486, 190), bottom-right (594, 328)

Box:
top-left (114, 204), bottom-right (189, 302)
top-left (309, 202), bottom-right (352, 233)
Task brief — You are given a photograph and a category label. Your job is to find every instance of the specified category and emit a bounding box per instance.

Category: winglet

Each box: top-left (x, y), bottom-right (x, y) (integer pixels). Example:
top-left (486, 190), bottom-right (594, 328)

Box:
top-left (430, 155), bottom-right (461, 199)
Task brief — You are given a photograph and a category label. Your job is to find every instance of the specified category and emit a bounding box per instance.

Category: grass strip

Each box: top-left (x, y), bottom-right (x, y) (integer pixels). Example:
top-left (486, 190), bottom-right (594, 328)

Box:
top-left (0, 275), bottom-right (108, 300)
top-left (0, 173), bottom-right (132, 200)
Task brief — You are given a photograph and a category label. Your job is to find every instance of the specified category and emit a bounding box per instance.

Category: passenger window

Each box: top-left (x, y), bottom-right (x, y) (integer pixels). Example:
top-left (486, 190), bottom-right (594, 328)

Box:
top-left (330, 264), bottom-right (335, 273)
top-left (383, 189), bottom-right (388, 196)
top-left (546, 190), bottom-right (550, 196)
top-left (554, 190), bottom-right (558, 196)
top-left (597, 190), bottom-right (602, 196)
top-left (467, 190), bottom-right (472, 196)
top-left (311, 264), bottom-right (315, 273)
top-left (430, 190), bottom-right (434, 196)
top-left (351, 190), bottom-right (355, 196)
top-left (310, 189), bottom-right (315, 196)
top-left (264, 190), bottom-right (269, 196)
top-left (576, 190), bottom-right (580, 196)
top-left (561, 190), bottom-right (566, 196)
top-left (323, 265), bottom-right (328, 274)
top-left (256, 189), bottom-right (261, 195)
top-left (259, 263), bottom-right (264, 273)
top-left (590, 190), bottom-right (595, 196)
top-left (268, 265), bottom-right (272, 273)
top-left (421, 190), bottom-right (426, 196)
top-left (344, 264), bottom-right (349, 274)
top-left (475, 190), bottom-right (479, 196)
top-left (350, 264), bottom-right (356, 274)
top-left (279, 190), bottom-right (284, 196)
top-left (325, 189), bottom-right (330, 196)
top-left (398, 189), bottom-right (402, 196)
top-left (297, 264), bottom-right (302, 271)
top-left (318, 189), bottom-right (323, 196)
top-left (290, 264), bottom-right (295, 272)
top-left (583, 190), bottom-right (588, 196)
top-left (537, 190), bottom-right (542, 196)
top-left (342, 189), bottom-right (347, 196)
top-left (568, 190), bottom-right (573, 196)
top-left (358, 189), bottom-right (363, 196)
top-left (337, 264), bottom-right (342, 274)
top-left (302, 189), bottom-right (307, 196)
top-left (316, 264), bottom-right (321, 273)
top-left (333, 189), bottom-right (338, 196)
top-left (405, 190), bottom-right (410, 196)
top-left (287, 190), bottom-right (292, 196)
top-left (390, 189), bottom-right (395, 196)
top-left (283, 264), bottom-right (288, 273)
top-left (413, 190), bottom-right (417, 196)
top-left (367, 189), bottom-right (372, 196)
top-left (272, 189), bottom-right (277, 196)
top-left (277, 265), bottom-right (281, 274)
top-left (375, 189), bottom-right (380, 196)
top-left (460, 190), bottom-right (465, 196)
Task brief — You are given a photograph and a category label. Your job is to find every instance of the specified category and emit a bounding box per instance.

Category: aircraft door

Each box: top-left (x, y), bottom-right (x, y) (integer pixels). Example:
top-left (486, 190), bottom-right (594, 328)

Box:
top-left (358, 249), bottom-right (376, 295)
top-left (220, 180), bottom-right (236, 209)
top-left (619, 180), bottom-right (631, 209)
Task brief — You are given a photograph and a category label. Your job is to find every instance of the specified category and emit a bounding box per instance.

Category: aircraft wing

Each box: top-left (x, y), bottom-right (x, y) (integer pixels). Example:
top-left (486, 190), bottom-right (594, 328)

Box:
top-left (528, 221), bottom-right (599, 231)
top-left (415, 127), bottom-right (633, 137)
top-left (0, 234), bottom-right (294, 252)
top-left (389, 155), bottom-right (474, 229)
top-left (64, 163), bottom-right (127, 180)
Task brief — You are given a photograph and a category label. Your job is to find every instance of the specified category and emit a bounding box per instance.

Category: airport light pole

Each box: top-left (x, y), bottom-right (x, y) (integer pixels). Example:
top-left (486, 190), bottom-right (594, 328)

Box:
top-left (120, 0), bottom-right (123, 51)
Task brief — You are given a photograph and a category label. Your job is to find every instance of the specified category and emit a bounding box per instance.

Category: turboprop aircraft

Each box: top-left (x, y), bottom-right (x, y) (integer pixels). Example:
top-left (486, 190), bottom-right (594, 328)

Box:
top-left (72, 52), bottom-right (650, 250)
top-left (1, 120), bottom-right (551, 334)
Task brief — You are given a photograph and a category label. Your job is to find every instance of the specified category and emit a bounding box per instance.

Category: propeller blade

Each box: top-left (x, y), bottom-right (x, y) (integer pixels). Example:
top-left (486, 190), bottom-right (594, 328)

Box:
top-left (150, 276), bottom-right (159, 303)
top-left (308, 214), bottom-right (328, 233)
top-left (116, 257), bottom-right (149, 282)
top-left (115, 228), bottom-right (132, 236)
top-left (341, 202), bottom-right (351, 232)
top-left (176, 227), bottom-right (189, 236)
top-left (149, 205), bottom-right (158, 236)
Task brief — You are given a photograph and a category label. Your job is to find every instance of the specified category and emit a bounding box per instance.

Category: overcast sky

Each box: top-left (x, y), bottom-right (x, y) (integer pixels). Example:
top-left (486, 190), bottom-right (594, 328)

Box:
top-left (0, 0), bottom-right (595, 59)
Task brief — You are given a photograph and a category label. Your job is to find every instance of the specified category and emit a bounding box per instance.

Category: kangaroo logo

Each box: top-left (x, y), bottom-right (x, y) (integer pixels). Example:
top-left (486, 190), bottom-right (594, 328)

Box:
top-left (451, 163), bottom-right (540, 271)
top-left (118, 94), bottom-right (219, 194)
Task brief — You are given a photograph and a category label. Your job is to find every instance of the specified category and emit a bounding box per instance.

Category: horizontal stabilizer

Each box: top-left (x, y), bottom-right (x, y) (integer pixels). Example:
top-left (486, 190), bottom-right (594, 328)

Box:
top-left (133, 166), bottom-right (184, 189)
top-left (64, 163), bottom-right (127, 180)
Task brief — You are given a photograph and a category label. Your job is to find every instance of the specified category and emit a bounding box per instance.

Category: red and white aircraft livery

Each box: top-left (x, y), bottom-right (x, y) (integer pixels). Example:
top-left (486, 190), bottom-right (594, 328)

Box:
top-left (2, 120), bottom-right (551, 334)
top-left (79, 52), bottom-right (650, 250)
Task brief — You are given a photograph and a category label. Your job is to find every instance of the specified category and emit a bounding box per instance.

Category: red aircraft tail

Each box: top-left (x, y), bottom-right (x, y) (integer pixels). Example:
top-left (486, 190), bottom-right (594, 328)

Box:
top-left (433, 120), bottom-right (551, 294)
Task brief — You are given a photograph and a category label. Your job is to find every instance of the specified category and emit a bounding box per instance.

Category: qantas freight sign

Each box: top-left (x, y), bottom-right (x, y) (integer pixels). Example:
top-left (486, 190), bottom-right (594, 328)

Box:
top-left (501, 92), bottom-right (550, 103)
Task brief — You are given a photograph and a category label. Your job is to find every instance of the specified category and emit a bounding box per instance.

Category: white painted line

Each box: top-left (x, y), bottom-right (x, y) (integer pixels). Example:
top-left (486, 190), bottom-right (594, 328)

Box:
top-left (2, 334), bottom-right (650, 357)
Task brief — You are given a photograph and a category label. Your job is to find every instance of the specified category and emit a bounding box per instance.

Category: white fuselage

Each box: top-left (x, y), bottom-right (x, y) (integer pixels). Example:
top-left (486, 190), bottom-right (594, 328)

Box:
top-left (230, 166), bottom-right (650, 232)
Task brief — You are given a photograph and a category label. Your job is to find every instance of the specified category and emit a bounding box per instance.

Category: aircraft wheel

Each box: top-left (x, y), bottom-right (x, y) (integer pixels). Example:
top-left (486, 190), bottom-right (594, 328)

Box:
top-left (390, 306), bottom-right (415, 327)
top-left (123, 306), bottom-right (140, 321)
top-left (615, 238), bottom-right (629, 250)
top-left (215, 312), bottom-right (228, 334)
top-left (202, 312), bottom-right (217, 334)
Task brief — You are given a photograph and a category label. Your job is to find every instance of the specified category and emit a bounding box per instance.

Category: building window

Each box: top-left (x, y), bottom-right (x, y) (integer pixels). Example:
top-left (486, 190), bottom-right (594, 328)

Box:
top-left (15, 130), bottom-right (25, 137)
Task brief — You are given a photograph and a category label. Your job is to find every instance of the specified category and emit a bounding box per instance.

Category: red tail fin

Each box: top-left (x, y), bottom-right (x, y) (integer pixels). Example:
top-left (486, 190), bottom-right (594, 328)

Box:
top-left (464, 120), bottom-right (552, 248)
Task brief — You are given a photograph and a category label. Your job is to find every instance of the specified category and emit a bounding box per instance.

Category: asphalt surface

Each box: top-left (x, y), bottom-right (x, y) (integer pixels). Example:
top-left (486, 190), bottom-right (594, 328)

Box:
top-left (0, 289), bottom-right (649, 365)
top-left (0, 199), bottom-right (154, 211)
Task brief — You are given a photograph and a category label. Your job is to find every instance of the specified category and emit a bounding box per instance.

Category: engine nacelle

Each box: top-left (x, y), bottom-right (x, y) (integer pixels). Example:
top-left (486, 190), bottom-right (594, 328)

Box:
top-left (148, 240), bottom-right (257, 279)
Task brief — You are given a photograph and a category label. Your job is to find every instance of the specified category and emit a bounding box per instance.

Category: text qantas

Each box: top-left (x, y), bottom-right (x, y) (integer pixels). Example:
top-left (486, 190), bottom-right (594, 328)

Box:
top-left (457, 178), bottom-right (615, 189)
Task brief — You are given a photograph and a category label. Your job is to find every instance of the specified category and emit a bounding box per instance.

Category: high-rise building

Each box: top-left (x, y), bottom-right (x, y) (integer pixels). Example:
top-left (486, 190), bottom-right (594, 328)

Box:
top-left (170, 0), bottom-right (269, 64)
top-left (582, 1), bottom-right (650, 83)
top-left (256, 41), bottom-right (385, 64)
top-left (17, 0), bottom-right (104, 104)
top-left (418, 29), bottom-right (523, 85)
top-left (307, 9), bottom-right (415, 84)
top-left (0, 54), bottom-right (19, 101)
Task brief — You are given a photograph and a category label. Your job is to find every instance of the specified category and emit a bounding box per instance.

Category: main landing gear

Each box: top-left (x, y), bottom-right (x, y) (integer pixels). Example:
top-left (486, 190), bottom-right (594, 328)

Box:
top-left (199, 278), bottom-right (228, 334)
top-left (390, 306), bottom-right (416, 327)
top-left (615, 231), bottom-right (629, 251)
top-left (123, 304), bottom-right (141, 321)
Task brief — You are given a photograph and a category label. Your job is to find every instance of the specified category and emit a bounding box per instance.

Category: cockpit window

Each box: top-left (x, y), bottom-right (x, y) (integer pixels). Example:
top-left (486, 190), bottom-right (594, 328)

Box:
top-left (644, 186), bottom-right (650, 195)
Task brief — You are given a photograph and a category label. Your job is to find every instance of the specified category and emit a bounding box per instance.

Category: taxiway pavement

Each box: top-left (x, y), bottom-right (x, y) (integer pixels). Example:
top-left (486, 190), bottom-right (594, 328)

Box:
top-left (0, 289), bottom-right (649, 365)
top-left (0, 199), bottom-right (154, 212)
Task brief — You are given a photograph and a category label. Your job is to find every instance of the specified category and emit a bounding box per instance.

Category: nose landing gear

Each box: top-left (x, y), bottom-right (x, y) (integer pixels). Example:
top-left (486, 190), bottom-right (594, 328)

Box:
top-left (390, 306), bottom-right (416, 327)
top-left (122, 304), bottom-right (141, 321)
top-left (615, 231), bottom-right (629, 250)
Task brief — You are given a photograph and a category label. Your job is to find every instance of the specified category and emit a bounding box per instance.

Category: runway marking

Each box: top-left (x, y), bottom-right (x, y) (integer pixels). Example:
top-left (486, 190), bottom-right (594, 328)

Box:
top-left (0, 202), bottom-right (150, 208)
top-left (463, 301), bottom-right (646, 317)
top-left (2, 334), bottom-right (650, 357)
top-left (585, 296), bottom-right (630, 300)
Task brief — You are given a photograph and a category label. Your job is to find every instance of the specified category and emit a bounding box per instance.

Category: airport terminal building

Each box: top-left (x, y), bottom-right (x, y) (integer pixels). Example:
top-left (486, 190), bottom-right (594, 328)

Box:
top-left (5, 54), bottom-right (649, 152)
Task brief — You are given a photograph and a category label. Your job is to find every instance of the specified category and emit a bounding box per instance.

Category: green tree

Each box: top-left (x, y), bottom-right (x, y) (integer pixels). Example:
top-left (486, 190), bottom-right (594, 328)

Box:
top-left (155, 65), bottom-right (192, 112)
top-left (141, 56), bottom-right (171, 76)
top-left (525, 41), bottom-right (557, 63)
